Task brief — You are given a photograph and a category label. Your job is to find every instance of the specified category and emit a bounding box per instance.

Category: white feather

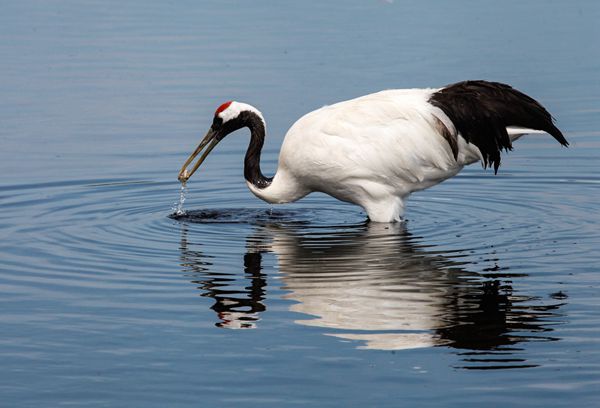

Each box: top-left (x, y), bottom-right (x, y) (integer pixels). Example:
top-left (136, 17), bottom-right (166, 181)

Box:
top-left (219, 101), bottom-right (265, 125)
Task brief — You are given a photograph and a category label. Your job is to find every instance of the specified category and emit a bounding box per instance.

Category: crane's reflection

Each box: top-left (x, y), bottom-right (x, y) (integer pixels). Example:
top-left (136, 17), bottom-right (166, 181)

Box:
top-left (178, 219), bottom-right (564, 368)
top-left (179, 226), bottom-right (266, 329)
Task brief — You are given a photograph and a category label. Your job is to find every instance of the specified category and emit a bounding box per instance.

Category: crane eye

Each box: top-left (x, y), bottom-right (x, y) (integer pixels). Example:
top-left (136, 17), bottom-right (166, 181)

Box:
top-left (212, 116), bottom-right (223, 130)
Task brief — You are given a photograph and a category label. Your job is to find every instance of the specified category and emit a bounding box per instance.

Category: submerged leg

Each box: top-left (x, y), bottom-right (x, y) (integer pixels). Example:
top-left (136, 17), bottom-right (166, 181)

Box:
top-left (363, 196), bottom-right (406, 223)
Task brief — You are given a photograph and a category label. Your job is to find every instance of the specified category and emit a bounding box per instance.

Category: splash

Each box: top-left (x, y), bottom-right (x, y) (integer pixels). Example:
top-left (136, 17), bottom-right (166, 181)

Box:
top-left (172, 182), bottom-right (188, 216)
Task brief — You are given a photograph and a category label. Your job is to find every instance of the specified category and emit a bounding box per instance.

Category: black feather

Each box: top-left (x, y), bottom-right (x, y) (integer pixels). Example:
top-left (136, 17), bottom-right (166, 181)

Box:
top-left (429, 80), bottom-right (568, 173)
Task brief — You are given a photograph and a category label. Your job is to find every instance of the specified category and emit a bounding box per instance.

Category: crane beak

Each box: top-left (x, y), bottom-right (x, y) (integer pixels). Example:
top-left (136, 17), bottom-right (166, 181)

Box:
top-left (178, 128), bottom-right (220, 183)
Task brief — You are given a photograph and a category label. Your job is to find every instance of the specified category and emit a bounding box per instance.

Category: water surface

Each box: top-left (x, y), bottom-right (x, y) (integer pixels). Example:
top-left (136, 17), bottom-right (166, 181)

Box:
top-left (1, 1), bottom-right (599, 406)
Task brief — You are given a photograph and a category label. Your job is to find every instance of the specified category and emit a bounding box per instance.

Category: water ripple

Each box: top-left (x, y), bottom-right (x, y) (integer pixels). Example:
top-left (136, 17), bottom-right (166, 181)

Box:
top-left (0, 174), bottom-right (596, 372)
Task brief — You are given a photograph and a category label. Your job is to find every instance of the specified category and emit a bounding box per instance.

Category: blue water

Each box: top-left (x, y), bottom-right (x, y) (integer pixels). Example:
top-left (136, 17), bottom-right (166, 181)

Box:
top-left (1, 1), bottom-right (599, 406)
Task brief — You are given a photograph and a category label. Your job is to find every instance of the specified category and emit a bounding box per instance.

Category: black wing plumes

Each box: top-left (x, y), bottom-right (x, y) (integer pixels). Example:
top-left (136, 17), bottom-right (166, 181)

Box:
top-left (429, 80), bottom-right (568, 173)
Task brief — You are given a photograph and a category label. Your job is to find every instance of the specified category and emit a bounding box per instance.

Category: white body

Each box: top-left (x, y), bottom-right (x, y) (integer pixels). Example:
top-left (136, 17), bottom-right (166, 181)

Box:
top-left (246, 89), bottom-right (536, 222)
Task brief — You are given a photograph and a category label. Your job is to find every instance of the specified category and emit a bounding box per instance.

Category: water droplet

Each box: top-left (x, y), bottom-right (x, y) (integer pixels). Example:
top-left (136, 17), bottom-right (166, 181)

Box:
top-left (173, 182), bottom-right (188, 216)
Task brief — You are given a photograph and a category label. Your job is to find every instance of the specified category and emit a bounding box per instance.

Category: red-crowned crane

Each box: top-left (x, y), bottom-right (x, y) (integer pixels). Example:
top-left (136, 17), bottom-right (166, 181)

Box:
top-left (178, 80), bottom-right (568, 222)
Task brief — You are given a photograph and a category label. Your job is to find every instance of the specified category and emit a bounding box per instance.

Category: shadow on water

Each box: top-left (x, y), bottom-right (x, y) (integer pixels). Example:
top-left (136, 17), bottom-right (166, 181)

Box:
top-left (170, 208), bottom-right (312, 225)
top-left (175, 209), bottom-right (565, 370)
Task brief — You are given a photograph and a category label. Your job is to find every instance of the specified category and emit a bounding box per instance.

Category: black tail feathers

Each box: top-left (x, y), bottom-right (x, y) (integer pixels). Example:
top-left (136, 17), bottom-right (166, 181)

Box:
top-left (429, 80), bottom-right (568, 173)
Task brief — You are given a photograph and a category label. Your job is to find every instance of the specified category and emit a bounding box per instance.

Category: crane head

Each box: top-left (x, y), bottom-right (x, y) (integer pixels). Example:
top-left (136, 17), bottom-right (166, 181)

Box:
top-left (178, 101), bottom-right (264, 183)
